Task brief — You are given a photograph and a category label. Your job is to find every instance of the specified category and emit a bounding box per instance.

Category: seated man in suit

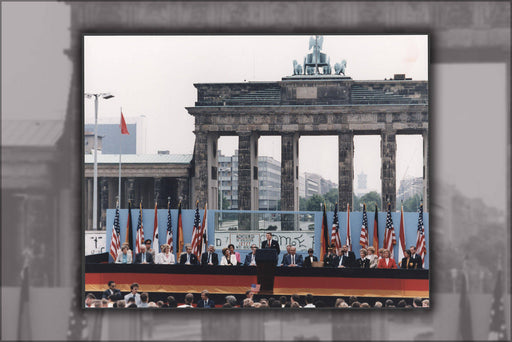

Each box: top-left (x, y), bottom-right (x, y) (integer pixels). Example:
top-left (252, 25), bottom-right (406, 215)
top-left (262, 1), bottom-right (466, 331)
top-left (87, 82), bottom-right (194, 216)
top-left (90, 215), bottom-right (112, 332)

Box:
top-left (179, 244), bottom-right (199, 265)
top-left (280, 245), bottom-right (292, 266)
top-left (323, 245), bottom-right (336, 267)
top-left (201, 245), bottom-right (219, 265)
top-left (134, 245), bottom-right (154, 264)
top-left (409, 246), bottom-right (423, 269)
top-left (282, 246), bottom-right (303, 267)
top-left (303, 248), bottom-right (318, 268)
top-left (102, 280), bottom-right (121, 299)
top-left (244, 244), bottom-right (258, 266)
top-left (196, 290), bottom-right (215, 308)
top-left (333, 244), bottom-right (356, 268)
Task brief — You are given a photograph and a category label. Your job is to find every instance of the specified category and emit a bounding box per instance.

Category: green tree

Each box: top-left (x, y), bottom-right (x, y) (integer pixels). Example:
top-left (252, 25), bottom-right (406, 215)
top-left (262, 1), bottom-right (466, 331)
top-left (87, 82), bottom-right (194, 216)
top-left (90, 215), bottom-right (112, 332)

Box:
top-left (354, 191), bottom-right (381, 211)
top-left (306, 194), bottom-right (325, 211)
top-left (299, 197), bottom-right (307, 211)
top-left (402, 193), bottom-right (421, 212)
top-left (324, 188), bottom-right (338, 206)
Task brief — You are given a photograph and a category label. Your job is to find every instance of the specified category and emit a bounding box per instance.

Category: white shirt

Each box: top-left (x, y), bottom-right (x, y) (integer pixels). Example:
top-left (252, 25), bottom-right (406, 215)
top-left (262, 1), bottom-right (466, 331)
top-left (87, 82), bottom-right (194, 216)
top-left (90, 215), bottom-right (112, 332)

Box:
top-left (124, 293), bottom-right (141, 306)
top-left (250, 253), bottom-right (256, 265)
top-left (220, 254), bottom-right (237, 266)
top-left (304, 303), bottom-right (316, 308)
top-left (155, 252), bottom-right (175, 264)
top-left (177, 304), bottom-right (193, 308)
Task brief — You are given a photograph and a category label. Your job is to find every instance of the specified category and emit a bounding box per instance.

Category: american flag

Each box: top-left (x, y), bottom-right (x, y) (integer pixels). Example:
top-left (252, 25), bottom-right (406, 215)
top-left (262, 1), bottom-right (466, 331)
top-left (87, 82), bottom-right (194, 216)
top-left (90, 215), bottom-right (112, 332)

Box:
top-left (346, 203), bottom-right (352, 251)
top-left (383, 202), bottom-right (396, 258)
top-left (359, 203), bottom-right (369, 248)
top-left (152, 202), bottom-right (159, 253)
top-left (415, 203), bottom-right (426, 267)
top-left (166, 200), bottom-right (173, 252)
top-left (488, 269), bottom-right (508, 340)
top-left (109, 205), bottom-right (121, 261)
top-left (190, 201), bottom-right (202, 257)
top-left (200, 203), bottom-right (208, 255)
top-left (251, 284), bottom-right (261, 293)
top-left (330, 203), bottom-right (341, 252)
top-left (135, 202), bottom-right (144, 254)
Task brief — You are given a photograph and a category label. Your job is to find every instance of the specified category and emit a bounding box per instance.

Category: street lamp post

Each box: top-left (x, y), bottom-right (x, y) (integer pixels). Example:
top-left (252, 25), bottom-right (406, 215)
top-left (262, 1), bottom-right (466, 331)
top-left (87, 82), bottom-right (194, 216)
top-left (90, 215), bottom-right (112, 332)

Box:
top-left (85, 92), bottom-right (114, 230)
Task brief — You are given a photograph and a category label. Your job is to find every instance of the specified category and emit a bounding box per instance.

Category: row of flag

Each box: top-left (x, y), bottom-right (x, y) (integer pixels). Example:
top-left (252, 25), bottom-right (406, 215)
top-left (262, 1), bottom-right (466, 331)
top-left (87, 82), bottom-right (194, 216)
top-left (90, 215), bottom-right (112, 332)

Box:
top-left (321, 202), bottom-right (427, 266)
top-left (109, 200), bottom-right (208, 262)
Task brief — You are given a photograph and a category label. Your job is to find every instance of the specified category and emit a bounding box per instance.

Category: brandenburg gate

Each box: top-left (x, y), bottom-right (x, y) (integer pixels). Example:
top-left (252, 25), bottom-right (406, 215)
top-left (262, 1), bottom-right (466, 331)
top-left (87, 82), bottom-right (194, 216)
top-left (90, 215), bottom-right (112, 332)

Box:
top-left (187, 36), bottom-right (428, 215)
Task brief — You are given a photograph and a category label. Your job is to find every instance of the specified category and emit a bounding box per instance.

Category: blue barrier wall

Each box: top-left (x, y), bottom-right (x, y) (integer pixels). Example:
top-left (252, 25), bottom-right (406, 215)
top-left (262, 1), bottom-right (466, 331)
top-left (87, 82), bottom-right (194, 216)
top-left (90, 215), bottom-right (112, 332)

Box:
top-left (105, 209), bottom-right (429, 269)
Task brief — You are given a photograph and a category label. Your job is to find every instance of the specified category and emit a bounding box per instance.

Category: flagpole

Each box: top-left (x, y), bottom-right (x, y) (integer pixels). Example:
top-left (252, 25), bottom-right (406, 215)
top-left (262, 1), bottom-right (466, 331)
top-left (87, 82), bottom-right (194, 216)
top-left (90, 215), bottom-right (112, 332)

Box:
top-left (118, 107), bottom-right (122, 207)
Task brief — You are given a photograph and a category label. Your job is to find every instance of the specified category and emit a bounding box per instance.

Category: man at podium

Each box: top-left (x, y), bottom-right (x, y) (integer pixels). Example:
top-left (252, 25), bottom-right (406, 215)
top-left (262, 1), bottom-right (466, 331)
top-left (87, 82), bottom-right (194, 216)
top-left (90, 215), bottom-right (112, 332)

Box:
top-left (261, 232), bottom-right (280, 255)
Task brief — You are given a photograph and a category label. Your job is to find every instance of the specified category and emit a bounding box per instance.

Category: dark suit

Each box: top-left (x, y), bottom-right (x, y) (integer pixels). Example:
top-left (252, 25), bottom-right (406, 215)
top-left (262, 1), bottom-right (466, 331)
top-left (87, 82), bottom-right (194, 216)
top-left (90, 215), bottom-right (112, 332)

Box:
top-left (303, 255), bottom-right (318, 268)
top-left (134, 252), bottom-right (154, 264)
top-left (201, 252), bottom-right (219, 265)
top-left (333, 251), bottom-right (356, 268)
top-left (411, 254), bottom-right (423, 269)
top-left (323, 253), bottom-right (336, 267)
top-left (355, 258), bottom-right (370, 268)
top-left (261, 239), bottom-right (280, 255)
top-left (196, 299), bottom-right (215, 308)
top-left (179, 253), bottom-right (199, 265)
top-left (282, 254), bottom-right (304, 267)
top-left (102, 288), bottom-right (121, 299)
top-left (280, 253), bottom-right (289, 265)
top-left (244, 252), bottom-right (257, 266)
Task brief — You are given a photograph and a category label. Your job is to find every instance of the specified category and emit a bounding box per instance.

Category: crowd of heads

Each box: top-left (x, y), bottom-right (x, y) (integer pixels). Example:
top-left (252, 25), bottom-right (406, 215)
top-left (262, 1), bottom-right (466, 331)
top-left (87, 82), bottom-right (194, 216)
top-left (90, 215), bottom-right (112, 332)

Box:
top-left (86, 281), bottom-right (429, 309)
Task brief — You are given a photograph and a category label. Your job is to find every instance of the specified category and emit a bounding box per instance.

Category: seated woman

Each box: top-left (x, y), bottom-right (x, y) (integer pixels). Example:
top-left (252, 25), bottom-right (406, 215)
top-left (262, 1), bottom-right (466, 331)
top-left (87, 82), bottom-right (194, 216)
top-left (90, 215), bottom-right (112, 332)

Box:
top-left (155, 243), bottom-right (176, 264)
top-left (377, 249), bottom-right (397, 269)
top-left (400, 249), bottom-right (414, 269)
top-left (366, 246), bottom-right (378, 268)
top-left (228, 244), bottom-right (241, 265)
top-left (355, 248), bottom-right (370, 268)
top-left (115, 245), bottom-right (132, 264)
top-left (220, 247), bottom-right (237, 266)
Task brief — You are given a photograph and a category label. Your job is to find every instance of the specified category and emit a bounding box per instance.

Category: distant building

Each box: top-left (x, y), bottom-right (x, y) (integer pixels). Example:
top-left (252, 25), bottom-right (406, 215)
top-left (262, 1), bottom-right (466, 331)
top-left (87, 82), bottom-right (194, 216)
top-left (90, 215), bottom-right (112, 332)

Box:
top-left (397, 177), bottom-right (423, 201)
top-left (84, 132), bottom-right (104, 154)
top-left (84, 115), bottom-right (146, 154)
top-left (303, 172), bottom-right (337, 199)
top-left (357, 171), bottom-right (368, 195)
top-left (218, 151), bottom-right (281, 210)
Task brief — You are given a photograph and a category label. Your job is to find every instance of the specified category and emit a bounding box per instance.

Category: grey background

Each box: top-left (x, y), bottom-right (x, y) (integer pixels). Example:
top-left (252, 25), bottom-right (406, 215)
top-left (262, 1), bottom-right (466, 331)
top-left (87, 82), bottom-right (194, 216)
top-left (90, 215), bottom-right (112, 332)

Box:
top-left (1, 1), bottom-right (510, 341)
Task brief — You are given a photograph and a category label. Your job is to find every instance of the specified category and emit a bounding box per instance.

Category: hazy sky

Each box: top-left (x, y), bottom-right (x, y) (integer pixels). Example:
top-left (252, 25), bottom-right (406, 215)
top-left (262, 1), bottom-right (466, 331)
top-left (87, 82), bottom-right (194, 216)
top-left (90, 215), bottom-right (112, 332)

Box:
top-left (84, 35), bottom-right (427, 189)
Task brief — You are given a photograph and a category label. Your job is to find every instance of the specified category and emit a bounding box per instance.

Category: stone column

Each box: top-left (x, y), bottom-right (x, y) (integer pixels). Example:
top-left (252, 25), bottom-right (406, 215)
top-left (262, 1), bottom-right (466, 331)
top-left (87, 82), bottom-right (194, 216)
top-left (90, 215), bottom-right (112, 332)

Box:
top-left (206, 134), bottom-right (219, 209)
top-left (176, 177), bottom-right (190, 208)
top-left (86, 178), bottom-right (93, 230)
top-left (127, 178), bottom-right (135, 204)
top-left (100, 177), bottom-right (109, 230)
top-left (381, 129), bottom-right (397, 210)
top-left (423, 130), bottom-right (429, 212)
top-left (238, 132), bottom-right (259, 211)
top-left (281, 133), bottom-right (299, 231)
top-left (154, 177), bottom-right (162, 207)
top-left (238, 132), bottom-right (259, 231)
top-left (338, 131), bottom-right (354, 211)
top-left (192, 132), bottom-right (208, 207)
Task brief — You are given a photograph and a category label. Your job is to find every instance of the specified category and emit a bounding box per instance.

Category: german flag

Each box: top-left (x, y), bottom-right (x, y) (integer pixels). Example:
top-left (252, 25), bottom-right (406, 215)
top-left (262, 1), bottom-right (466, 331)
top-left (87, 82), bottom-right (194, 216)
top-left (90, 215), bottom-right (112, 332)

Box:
top-left (320, 202), bottom-right (329, 261)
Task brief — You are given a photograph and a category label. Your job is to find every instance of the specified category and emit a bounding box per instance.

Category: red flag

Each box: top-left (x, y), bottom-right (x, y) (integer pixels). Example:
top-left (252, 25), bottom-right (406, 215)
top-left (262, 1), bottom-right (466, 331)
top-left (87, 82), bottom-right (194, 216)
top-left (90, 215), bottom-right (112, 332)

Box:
top-left (359, 203), bottom-right (369, 248)
top-left (397, 204), bottom-right (406, 263)
top-left (190, 201), bottom-right (201, 257)
top-left (177, 201), bottom-right (184, 254)
top-left (120, 112), bottom-right (129, 135)
top-left (320, 203), bottom-right (329, 261)
top-left (372, 205), bottom-right (379, 251)
top-left (152, 202), bottom-right (159, 253)
top-left (346, 203), bottom-right (352, 251)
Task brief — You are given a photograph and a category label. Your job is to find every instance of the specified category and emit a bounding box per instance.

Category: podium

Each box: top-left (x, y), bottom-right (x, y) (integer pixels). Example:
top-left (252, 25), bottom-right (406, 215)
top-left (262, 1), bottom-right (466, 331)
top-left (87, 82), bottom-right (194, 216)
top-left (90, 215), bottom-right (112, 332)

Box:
top-left (255, 249), bottom-right (278, 294)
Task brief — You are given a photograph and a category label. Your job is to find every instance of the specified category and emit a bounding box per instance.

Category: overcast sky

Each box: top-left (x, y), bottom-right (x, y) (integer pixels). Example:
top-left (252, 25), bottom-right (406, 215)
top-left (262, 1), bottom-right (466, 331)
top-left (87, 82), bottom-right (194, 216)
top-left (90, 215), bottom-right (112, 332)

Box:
top-left (84, 35), bottom-right (427, 190)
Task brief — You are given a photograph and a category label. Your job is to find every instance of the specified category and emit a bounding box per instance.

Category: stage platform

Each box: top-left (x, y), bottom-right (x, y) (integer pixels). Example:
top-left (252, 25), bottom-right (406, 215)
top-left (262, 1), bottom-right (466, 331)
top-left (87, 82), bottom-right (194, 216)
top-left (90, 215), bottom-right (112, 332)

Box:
top-left (85, 264), bottom-right (429, 299)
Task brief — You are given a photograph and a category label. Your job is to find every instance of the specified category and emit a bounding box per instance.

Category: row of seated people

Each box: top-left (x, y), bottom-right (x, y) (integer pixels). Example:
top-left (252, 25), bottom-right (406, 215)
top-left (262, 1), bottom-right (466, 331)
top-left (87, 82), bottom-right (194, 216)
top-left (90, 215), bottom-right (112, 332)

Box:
top-left (89, 282), bottom-right (430, 309)
top-left (115, 239), bottom-right (422, 269)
